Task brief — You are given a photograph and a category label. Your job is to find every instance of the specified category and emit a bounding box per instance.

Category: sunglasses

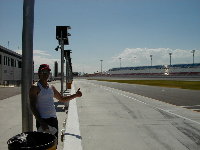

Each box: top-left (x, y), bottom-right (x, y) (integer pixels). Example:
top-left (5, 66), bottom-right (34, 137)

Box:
top-left (40, 70), bottom-right (50, 74)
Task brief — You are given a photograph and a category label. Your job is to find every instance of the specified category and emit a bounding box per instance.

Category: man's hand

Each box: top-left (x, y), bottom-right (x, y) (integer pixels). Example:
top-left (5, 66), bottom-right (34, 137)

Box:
top-left (76, 88), bottom-right (82, 97)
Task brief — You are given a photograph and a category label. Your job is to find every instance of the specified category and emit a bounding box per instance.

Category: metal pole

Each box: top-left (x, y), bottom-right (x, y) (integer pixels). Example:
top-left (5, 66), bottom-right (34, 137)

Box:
top-left (119, 58), bottom-right (121, 68)
top-left (169, 53), bottom-right (172, 66)
top-left (192, 50), bottom-right (195, 64)
top-left (133, 57), bottom-right (136, 66)
top-left (61, 33), bottom-right (64, 96)
top-left (193, 53), bottom-right (194, 64)
top-left (100, 60), bottom-right (103, 74)
top-left (65, 57), bottom-right (68, 90)
top-left (22, 0), bottom-right (35, 132)
top-left (150, 55), bottom-right (152, 66)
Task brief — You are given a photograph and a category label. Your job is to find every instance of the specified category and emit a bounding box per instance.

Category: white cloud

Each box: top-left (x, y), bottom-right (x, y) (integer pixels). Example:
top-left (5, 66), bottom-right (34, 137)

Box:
top-left (33, 55), bottom-right (59, 73)
top-left (14, 48), bottom-right (200, 74)
top-left (110, 48), bottom-right (200, 68)
top-left (15, 49), bottom-right (51, 56)
top-left (15, 50), bottom-right (22, 55)
top-left (15, 49), bottom-right (59, 74)
top-left (33, 50), bottom-right (51, 56)
top-left (72, 63), bottom-right (99, 74)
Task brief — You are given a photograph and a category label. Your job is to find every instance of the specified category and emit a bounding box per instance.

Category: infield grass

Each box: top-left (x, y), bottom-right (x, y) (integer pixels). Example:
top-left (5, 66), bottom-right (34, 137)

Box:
top-left (92, 79), bottom-right (200, 90)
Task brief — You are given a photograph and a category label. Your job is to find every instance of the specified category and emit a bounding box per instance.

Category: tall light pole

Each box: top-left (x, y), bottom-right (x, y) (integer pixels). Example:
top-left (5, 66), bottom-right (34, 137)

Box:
top-left (169, 53), bottom-right (172, 66)
top-left (64, 50), bottom-right (72, 90)
top-left (133, 57), bottom-right (136, 66)
top-left (61, 35), bottom-right (64, 96)
top-left (100, 60), bottom-right (103, 74)
top-left (54, 45), bottom-right (64, 95)
top-left (150, 55), bottom-right (152, 66)
top-left (119, 58), bottom-right (121, 68)
top-left (56, 26), bottom-right (71, 96)
top-left (22, 0), bottom-right (35, 132)
top-left (191, 50), bottom-right (195, 64)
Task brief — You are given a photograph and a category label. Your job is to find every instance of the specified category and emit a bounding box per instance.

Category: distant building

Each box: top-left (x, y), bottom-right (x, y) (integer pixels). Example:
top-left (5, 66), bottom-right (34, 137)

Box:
top-left (0, 45), bottom-right (22, 85)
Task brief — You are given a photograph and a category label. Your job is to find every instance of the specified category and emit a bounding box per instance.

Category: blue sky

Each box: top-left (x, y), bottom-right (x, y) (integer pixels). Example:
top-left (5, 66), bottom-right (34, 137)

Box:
top-left (0, 0), bottom-right (200, 73)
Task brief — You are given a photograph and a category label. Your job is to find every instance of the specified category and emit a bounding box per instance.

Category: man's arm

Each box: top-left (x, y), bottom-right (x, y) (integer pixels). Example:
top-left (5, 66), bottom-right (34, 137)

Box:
top-left (52, 86), bottom-right (82, 102)
top-left (29, 85), bottom-right (48, 130)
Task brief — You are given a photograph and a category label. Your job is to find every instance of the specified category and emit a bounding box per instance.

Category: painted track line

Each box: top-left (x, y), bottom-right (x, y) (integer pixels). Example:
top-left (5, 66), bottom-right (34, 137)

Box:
top-left (89, 81), bottom-right (200, 125)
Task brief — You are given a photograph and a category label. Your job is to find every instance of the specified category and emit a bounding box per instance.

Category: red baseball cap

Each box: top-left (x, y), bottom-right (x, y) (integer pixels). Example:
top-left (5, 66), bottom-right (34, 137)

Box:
top-left (38, 64), bottom-right (51, 72)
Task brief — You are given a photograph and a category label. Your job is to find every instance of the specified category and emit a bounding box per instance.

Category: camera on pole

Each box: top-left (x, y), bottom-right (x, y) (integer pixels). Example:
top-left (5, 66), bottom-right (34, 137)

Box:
top-left (55, 46), bottom-right (59, 51)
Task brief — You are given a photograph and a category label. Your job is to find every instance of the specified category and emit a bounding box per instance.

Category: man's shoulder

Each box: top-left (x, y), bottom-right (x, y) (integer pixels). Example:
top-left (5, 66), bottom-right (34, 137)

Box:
top-left (30, 83), bottom-right (40, 92)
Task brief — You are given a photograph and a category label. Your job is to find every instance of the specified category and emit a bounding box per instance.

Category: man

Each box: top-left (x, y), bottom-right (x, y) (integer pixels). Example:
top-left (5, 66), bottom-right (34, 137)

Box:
top-left (29, 64), bottom-right (82, 139)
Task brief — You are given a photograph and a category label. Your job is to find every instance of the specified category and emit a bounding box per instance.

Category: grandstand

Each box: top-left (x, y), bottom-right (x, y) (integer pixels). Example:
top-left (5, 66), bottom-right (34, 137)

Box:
top-left (108, 63), bottom-right (200, 77)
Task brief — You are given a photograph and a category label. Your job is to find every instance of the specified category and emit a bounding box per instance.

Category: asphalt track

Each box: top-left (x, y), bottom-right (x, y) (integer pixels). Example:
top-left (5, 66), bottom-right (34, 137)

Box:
top-left (0, 86), bottom-right (21, 100)
top-left (86, 79), bottom-right (200, 112)
top-left (74, 79), bottom-right (200, 150)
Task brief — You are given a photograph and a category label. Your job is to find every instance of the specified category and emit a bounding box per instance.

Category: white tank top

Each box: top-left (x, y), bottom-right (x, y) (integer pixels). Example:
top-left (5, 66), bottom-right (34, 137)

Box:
top-left (36, 82), bottom-right (57, 118)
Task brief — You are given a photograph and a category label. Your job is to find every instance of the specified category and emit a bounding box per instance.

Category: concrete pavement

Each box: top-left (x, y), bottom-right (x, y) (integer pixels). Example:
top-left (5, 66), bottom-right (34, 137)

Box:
top-left (0, 94), bottom-right (22, 150)
top-left (0, 81), bottom-right (77, 150)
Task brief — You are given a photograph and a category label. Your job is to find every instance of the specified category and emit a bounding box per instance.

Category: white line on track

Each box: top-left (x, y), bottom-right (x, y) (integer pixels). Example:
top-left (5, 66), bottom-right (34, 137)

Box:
top-left (180, 105), bottom-right (200, 108)
top-left (88, 82), bottom-right (200, 126)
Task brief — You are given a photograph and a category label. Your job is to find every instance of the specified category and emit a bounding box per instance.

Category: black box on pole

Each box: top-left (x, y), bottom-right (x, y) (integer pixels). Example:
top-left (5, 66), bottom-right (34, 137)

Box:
top-left (56, 26), bottom-right (71, 45)
top-left (56, 26), bottom-right (67, 39)
top-left (64, 50), bottom-right (72, 58)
